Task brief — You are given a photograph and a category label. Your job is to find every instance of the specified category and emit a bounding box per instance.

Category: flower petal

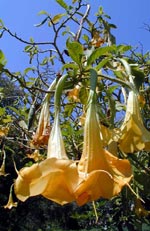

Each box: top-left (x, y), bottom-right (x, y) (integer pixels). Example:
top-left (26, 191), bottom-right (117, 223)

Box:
top-left (118, 91), bottom-right (150, 153)
top-left (75, 170), bottom-right (114, 206)
top-left (15, 158), bottom-right (79, 205)
top-left (75, 91), bottom-right (132, 205)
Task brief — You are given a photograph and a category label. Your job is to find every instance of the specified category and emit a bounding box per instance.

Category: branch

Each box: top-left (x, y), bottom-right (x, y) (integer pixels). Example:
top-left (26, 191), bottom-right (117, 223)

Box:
top-left (3, 27), bottom-right (54, 46)
top-left (74, 4), bottom-right (91, 41)
top-left (3, 68), bottom-right (55, 94)
top-left (98, 73), bottom-right (132, 89)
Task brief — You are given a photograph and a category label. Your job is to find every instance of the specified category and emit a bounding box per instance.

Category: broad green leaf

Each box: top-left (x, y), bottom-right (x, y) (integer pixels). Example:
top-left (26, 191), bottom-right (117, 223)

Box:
top-left (87, 46), bottom-right (115, 66)
top-left (66, 40), bottom-right (83, 65)
top-left (96, 57), bottom-right (110, 70)
top-left (0, 107), bottom-right (5, 116)
top-left (56, 0), bottom-right (68, 10)
top-left (117, 44), bottom-right (131, 53)
top-left (52, 13), bottom-right (66, 24)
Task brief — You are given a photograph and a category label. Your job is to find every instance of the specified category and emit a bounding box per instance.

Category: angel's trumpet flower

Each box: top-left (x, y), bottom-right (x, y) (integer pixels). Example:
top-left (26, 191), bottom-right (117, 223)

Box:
top-left (30, 98), bottom-right (50, 148)
top-left (118, 90), bottom-right (150, 153)
top-left (30, 79), bottom-right (56, 148)
top-left (15, 75), bottom-right (78, 205)
top-left (74, 69), bottom-right (132, 206)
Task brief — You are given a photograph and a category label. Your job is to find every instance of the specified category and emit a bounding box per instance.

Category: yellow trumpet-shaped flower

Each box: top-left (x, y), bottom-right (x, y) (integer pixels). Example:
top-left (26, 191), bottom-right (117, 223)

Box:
top-left (15, 111), bottom-right (79, 205)
top-left (30, 98), bottom-right (50, 148)
top-left (74, 92), bottom-right (132, 206)
top-left (118, 90), bottom-right (150, 153)
top-left (4, 185), bottom-right (18, 209)
top-left (15, 75), bottom-right (79, 205)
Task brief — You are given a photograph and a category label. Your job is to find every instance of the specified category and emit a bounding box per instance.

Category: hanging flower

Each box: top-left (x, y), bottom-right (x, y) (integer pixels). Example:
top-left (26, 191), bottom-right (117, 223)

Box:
top-left (68, 84), bottom-right (81, 102)
top-left (15, 75), bottom-right (79, 205)
top-left (4, 185), bottom-right (18, 209)
top-left (30, 98), bottom-right (50, 148)
top-left (90, 31), bottom-right (105, 48)
top-left (26, 150), bottom-right (44, 162)
top-left (0, 150), bottom-right (9, 176)
top-left (74, 87), bottom-right (132, 206)
top-left (0, 126), bottom-right (9, 137)
top-left (117, 90), bottom-right (150, 153)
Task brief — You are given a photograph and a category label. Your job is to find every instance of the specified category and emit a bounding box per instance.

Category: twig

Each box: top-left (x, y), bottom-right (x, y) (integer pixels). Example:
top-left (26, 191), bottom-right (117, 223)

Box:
top-left (3, 27), bottom-right (54, 46)
top-left (74, 4), bottom-right (91, 41)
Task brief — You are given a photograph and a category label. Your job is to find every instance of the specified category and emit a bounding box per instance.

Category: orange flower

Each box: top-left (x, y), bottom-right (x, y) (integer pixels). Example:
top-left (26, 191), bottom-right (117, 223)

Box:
top-left (30, 98), bottom-right (50, 148)
top-left (4, 185), bottom-right (18, 209)
top-left (90, 31), bottom-right (105, 48)
top-left (15, 110), bottom-right (79, 205)
top-left (74, 91), bottom-right (132, 206)
top-left (15, 75), bottom-right (79, 205)
top-left (68, 84), bottom-right (81, 102)
top-left (0, 126), bottom-right (9, 137)
top-left (118, 90), bottom-right (150, 153)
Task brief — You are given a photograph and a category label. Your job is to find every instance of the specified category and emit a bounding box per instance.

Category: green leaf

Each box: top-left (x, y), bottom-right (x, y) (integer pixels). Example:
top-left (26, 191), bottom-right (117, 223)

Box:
top-left (114, 70), bottom-right (126, 79)
top-left (62, 63), bottom-right (78, 71)
top-left (40, 56), bottom-right (56, 66)
top-left (66, 40), bottom-right (83, 65)
top-left (117, 44), bottom-right (131, 53)
top-left (87, 46), bottom-right (115, 66)
top-left (24, 45), bottom-right (33, 52)
top-left (56, 0), bottom-right (68, 10)
top-left (90, 69), bottom-right (98, 92)
top-left (0, 50), bottom-right (7, 67)
top-left (64, 103), bottom-right (74, 117)
top-left (38, 10), bottom-right (49, 16)
top-left (0, 19), bottom-right (4, 29)
top-left (79, 86), bottom-right (88, 105)
top-left (24, 67), bottom-right (36, 75)
top-left (3, 115), bottom-right (12, 123)
top-left (96, 57), bottom-right (110, 70)
top-left (52, 13), bottom-right (66, 24)
top-left (0, 107), bottom-right (5, 116)
top-left (30, 37), bottom-right (34, 43)
top-left (82, 34), bottom-right (90, 43)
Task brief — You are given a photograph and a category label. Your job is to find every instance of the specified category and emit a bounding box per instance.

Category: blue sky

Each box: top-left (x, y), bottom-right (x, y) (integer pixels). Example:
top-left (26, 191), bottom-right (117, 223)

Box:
top-left (0, 0), bottom-right (150, 71)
